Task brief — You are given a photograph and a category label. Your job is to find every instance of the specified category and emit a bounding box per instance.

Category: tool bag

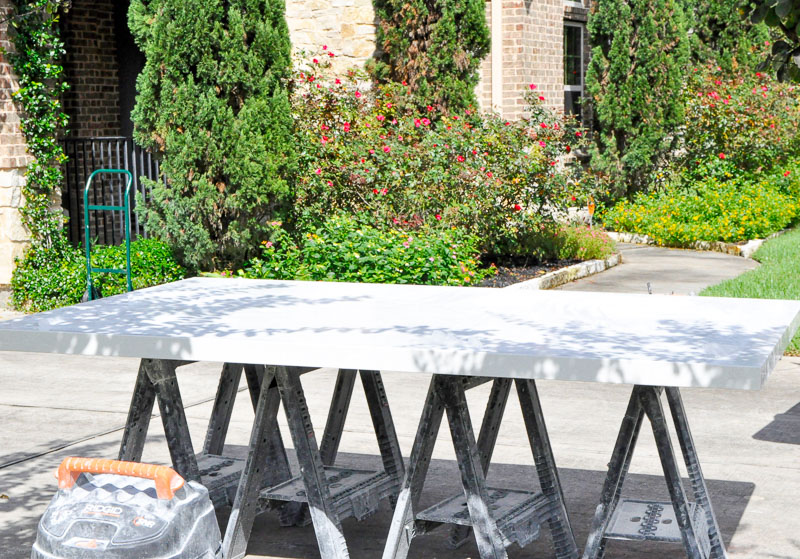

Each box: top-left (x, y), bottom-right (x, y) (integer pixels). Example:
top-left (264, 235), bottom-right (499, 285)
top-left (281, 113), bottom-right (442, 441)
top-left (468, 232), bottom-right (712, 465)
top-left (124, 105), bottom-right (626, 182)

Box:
top-left (32, 458), bottom-right (221, 559)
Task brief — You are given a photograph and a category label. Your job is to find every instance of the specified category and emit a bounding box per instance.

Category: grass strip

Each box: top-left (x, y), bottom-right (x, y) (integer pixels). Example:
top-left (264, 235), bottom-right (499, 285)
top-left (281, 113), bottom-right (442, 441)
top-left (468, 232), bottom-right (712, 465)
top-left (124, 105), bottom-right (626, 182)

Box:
top-left (701, 227), bottom-right (800, 355)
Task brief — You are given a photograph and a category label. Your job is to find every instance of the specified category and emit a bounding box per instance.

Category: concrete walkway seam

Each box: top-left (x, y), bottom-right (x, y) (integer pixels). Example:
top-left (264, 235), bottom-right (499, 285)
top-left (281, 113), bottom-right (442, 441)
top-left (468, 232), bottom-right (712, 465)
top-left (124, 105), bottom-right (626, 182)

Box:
top-left (503, 252), bottom-right (623, 291)
top-left (607, 230), bottom-right (789, 259)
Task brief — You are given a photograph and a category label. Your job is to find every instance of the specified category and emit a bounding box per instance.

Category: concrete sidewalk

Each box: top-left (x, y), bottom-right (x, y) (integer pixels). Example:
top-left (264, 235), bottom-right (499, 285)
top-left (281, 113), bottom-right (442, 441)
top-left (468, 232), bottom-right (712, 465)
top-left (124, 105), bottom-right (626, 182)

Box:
top-left (1, 247), bottom-right (798, 558)
top-left (555, 243), bottom-right (760, 295)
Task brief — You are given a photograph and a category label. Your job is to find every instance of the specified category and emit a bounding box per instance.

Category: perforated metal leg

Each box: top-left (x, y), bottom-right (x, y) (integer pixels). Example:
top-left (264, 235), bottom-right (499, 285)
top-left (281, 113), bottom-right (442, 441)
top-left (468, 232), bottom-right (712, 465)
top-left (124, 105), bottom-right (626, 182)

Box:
top-left (383, 377), bottom-right (445, 559)
top-left (222, 369), bottom-right (285, 559)
top-left (118, 359), bottom-right (157, 462)
top-left (516, 379), bottom-right (579, 559)
top-left (666, 388), bottom-right (728, 559)
top-left (276, 365), bottom-right (350, 559)
top-left (583, 386), bottom-right (722, 559)
top-left (449, 379), bottom-right (512, 548)
top-left (437, 376), bottom-right (509, 559)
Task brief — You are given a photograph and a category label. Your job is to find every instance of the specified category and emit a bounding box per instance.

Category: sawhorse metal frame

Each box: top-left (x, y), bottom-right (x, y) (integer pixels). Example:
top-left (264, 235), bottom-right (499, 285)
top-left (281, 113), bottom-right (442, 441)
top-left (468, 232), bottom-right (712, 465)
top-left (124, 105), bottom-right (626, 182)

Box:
top-left (383, 375), bottom-right (579, 559)
top-left (582, 385), bottom-right (728, 559)
top-left (118, 360), bottom-right (405, 559)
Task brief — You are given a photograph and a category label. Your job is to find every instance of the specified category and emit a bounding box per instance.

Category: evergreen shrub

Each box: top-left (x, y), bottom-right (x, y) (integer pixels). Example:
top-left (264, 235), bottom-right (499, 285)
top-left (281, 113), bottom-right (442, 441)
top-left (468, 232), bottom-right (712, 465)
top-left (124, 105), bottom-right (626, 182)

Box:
top-left (128, 0), bottom-right (295, 271)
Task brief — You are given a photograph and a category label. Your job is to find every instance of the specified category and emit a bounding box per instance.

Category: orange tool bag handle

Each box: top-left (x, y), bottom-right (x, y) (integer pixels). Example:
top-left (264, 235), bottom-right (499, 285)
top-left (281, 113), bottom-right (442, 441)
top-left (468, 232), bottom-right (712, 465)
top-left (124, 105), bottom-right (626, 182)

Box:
top-left (56, 457), bottom-right (185, 500)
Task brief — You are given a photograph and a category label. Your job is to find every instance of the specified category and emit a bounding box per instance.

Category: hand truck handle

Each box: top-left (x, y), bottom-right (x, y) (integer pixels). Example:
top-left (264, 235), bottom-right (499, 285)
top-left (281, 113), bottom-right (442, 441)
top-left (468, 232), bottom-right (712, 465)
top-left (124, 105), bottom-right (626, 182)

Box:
top-left (56, 457), bottom-right (185, 500)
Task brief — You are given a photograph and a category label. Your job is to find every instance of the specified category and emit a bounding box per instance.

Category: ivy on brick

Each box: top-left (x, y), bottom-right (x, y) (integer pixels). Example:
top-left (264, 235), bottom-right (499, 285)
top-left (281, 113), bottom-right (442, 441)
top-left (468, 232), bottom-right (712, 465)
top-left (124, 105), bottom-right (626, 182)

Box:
top-left (5, 0), bottom-right (69, 248)
top-left (369, 0), bottom-right (490, 113)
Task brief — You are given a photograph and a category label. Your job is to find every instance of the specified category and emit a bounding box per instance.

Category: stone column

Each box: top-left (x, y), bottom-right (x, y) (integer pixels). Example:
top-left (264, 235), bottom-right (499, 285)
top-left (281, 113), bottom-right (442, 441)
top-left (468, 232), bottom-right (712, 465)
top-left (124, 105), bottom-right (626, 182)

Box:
top-left (0, 0), bottom-right (32, 287)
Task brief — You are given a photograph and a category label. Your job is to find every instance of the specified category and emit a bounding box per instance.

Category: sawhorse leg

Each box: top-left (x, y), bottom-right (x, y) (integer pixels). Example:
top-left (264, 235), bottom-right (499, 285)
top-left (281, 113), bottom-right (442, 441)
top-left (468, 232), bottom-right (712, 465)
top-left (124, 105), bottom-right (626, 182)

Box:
top-left (118, 358), bottom-right (199, 481)
top-left (582, 385), bottom-right (727, 559)
top-left (384, 375), bottom-right (577, 559)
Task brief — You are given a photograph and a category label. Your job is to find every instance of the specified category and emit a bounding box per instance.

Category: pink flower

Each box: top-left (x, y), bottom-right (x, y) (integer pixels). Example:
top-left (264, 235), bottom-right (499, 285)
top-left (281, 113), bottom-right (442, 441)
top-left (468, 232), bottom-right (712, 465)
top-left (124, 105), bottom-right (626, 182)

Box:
top-left (383, 145), bottom-right (391, 153)
top-left (328, 52), bottom-right (335, 58)
top-left (377, 115), bottom-right (385, 121)
top-left (321, 135), bottom-right (329, 144)
top-left (355, 91), bottom-right (362, 98)
top-left (313, 58), bottom-right (319, 64)
top-left (381, 188), bottom-right (388, 195)
top-left (398, 135), bottom-right (403, 141)
top-left (539, 141), bottom-right (546, 147)
top-left (402, 241), bottom-right (409, 248)
top-left (540, 122), bottom-right (548, 128)
top-left (435, 214), bottom-right (442, 220)
top-left (321, 124), bottom-right (329, 131)
top-left (265, 241), bottom-right (273, 248)
top-left (487, 171), bottom-right (493, 178)
top-left (323, 45), bottom-right (327, 50)
top-left (335, 78), bottom-right (341, 85)
top-left (369, 149), bottom-right (375, 154)
top-left (538, 95), bottom-right (545, 101)
top-left (421, 118), bottom-right (431, 126)
top-left (513, 204), bottom-right (522, 211)
top-left (315, 168), bottom-right (322, 175)
top-left (414, 118), bottom-right (421, 128)
top-left (327, 180), bottom-right (333, 187)
top-left (529, 84), bottom-right (537, 90)
top-left (386, 103), bottom-right (393, 108)
top-left (457, 155), bottom-right (465, 162)
top-left (391, 119), bottom-right (398, 125)
top-left (719, 152), bottom-right (726, 159)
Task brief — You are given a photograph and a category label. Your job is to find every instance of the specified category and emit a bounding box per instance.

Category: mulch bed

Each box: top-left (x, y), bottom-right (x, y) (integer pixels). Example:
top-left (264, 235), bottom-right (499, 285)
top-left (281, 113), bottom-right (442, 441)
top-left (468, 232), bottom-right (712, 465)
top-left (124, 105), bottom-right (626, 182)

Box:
top-left (478, 256), bottom-right (580, 288)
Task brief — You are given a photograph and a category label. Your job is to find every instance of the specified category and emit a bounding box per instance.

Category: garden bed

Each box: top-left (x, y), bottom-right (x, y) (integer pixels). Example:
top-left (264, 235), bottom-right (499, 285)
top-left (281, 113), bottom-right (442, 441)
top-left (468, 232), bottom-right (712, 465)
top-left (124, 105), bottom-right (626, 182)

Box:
top-left (479, 258), bottom-right (580, 288)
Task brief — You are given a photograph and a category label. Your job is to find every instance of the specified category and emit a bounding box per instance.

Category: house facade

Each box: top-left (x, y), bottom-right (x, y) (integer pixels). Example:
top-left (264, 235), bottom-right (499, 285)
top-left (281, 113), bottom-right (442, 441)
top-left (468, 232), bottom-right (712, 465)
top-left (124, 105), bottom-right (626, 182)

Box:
top-left (0, 0), bottom-right (591, 285)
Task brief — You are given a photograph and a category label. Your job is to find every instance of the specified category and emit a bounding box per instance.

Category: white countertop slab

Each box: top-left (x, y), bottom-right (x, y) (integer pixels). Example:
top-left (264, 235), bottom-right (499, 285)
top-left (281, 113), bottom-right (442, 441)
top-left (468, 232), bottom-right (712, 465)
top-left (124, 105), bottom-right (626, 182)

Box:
top-left (0, 277), bottom-right (798, 389)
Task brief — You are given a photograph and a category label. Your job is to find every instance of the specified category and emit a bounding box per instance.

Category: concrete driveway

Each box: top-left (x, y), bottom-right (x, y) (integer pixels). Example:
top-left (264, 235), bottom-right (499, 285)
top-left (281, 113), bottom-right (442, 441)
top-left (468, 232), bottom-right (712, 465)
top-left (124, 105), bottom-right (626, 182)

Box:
top-left (1, 245), bottom-right (798, 558)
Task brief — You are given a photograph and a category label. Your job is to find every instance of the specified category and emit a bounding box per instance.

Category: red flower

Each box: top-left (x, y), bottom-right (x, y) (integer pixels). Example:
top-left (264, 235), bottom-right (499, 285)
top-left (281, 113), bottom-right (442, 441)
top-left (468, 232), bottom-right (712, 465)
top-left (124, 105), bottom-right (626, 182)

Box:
top-left (529, 84), bottom-right (537, 90)
top-left (427, 105), bottom-right (434, 112)
top-left (457, 155), bottom-right (465, 162)
top-left (504, 121), bottom-right (511, 126)
top-left (402, 81), bottom-right (407, 86)
top-left (321, 135), bottom-right (329, 144)
top-left (435, 214), bottom-right (442, 220)
top-left (355, 91), bottom-right (362, 98)
top-left (575, 131), bottom-right (582, 137)
top-left (414, 118), bottom-right (421, 128)
top-left (513, 204), bottom-right (522, 211)
top-left (381, 188), bottom-right (388, 195)
top-left (487, 171), bottom-right (493, 178)
top-left (565, 145), bottom-right (571, 153)
top-left (719, 153), bottom-right (726, 159)
top-left (335, 78), bottom-right (341, 85)
top-left (373, 189), bottom-right (379, 194)
top-left (377, 115), bottom-right (385, 121)
top-left (472, 149), bottom-right (478, 155)
top-left (315, 168), bottom-right (322, 175)
top-left (327, 180), bottom-right (333, 187)
top-left (540, 122), bottom-right (548, 128)
top-left (343, 122), bottom-right (351, 132)
top-left (328, 52), bottom-right (335, 58)
top-left (784, 170), bottom-right (791, 177)
top-left (538, 95), bottom-right (545, 101)
top-left (323, 45), bottom-right (327, 50)
top-left (571, 196), bottom-right (576, 202)
top-left (313, 58), bottom-right (319, 64)
top-left (421, 117), bottom-right (431, 126)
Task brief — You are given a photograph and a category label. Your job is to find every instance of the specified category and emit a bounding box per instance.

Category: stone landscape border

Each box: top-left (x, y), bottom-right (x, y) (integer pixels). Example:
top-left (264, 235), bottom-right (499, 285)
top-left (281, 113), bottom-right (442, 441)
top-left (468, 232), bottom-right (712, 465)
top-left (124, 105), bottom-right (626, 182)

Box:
top-left (504, 253), bottom-right (622, 291)
top-left (606, 230), bottom-right (789, 259)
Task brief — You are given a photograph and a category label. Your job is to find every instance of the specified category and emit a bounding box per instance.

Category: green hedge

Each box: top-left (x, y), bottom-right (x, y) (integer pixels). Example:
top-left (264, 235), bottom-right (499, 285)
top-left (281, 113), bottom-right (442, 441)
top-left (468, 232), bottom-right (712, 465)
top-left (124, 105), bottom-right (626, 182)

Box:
top-left (239, 214), bottom-right (493, 286)
top-left (12, 238), bottom-right (185, 312)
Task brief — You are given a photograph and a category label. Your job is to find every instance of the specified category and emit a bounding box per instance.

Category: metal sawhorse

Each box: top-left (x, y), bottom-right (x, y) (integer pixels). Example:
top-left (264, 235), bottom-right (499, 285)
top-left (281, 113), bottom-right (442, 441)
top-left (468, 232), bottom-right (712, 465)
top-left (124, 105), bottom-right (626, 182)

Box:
top-left (117, 360), bottom-right (405, 559)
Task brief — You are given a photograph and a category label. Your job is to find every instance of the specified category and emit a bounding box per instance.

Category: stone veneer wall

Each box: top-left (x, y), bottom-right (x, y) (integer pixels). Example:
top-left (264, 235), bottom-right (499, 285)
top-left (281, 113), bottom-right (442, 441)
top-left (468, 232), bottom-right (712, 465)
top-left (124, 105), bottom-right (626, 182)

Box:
top-left (61, 0), bottom-right (121, 137)
top-left (286, 0), bottom-right (377, 71)
top-left (0, 0), bottom-right (33, 286)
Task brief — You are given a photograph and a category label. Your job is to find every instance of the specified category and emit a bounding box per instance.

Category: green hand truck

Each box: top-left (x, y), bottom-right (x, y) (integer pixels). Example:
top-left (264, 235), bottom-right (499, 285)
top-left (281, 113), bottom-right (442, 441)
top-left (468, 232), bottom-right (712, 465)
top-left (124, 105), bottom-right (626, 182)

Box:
top-left (83, 169), bottom-right (134, 301)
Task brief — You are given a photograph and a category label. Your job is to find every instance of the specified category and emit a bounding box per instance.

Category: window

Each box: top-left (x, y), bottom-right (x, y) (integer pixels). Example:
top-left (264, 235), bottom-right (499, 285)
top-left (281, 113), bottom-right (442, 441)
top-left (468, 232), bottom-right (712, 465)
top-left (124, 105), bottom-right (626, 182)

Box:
top-left (564, 23), bottom-right (585, 121)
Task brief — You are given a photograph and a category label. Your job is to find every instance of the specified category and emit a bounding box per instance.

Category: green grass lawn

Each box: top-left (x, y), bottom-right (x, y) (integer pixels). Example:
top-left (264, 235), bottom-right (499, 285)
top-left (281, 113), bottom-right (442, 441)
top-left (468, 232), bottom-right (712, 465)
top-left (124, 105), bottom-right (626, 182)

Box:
top-left (701, 226), bottom-right (800, 355)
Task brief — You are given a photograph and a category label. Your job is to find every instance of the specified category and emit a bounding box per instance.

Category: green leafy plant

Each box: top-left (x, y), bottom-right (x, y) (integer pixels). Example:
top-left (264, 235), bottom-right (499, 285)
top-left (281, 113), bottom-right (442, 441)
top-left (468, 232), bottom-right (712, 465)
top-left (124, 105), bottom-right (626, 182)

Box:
top-left (601, 160), bottom-right (800, 244)
top-left (5, 0), bottom-right (69, 246)
top-left (750, 0), bottom-right (800, 81)
top-left (292, 55), bottom-right (592, 256)
top-left (129, 0), bottom-right (296, 271)
top-left (586, 0), bottom-right (691, 196)
top-left (553, 225), bottom-right (617, 261)
top-left (368, 0), bottom-right (489, 112)
top-left (240, 214), bottom-right (493, 286)
top-left (11, 238), bottom-right (185, 312)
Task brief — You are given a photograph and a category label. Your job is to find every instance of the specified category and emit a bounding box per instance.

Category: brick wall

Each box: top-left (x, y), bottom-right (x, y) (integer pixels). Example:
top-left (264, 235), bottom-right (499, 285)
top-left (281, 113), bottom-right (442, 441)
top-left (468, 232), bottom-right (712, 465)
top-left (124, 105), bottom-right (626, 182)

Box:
top-left (0, 0), bottom-right (32, 285)
top-left (477, 0), bottom-right (568, 120)
top-left (61, 0), bottom-right (121, 137)
top-left (287, 0), bottom-right (377, 72)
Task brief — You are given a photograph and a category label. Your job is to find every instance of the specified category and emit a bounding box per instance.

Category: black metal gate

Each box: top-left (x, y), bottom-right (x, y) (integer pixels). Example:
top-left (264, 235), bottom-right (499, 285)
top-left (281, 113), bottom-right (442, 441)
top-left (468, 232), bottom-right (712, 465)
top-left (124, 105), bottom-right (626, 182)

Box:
top-left (60, 137), bottom-right (161, 246)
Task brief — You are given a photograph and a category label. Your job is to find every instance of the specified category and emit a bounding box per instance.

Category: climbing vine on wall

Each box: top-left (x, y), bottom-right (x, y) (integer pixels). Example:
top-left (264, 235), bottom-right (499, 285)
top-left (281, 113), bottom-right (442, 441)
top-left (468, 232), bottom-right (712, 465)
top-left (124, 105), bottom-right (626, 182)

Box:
top-left (5, 0), bottom-right (68, 248)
